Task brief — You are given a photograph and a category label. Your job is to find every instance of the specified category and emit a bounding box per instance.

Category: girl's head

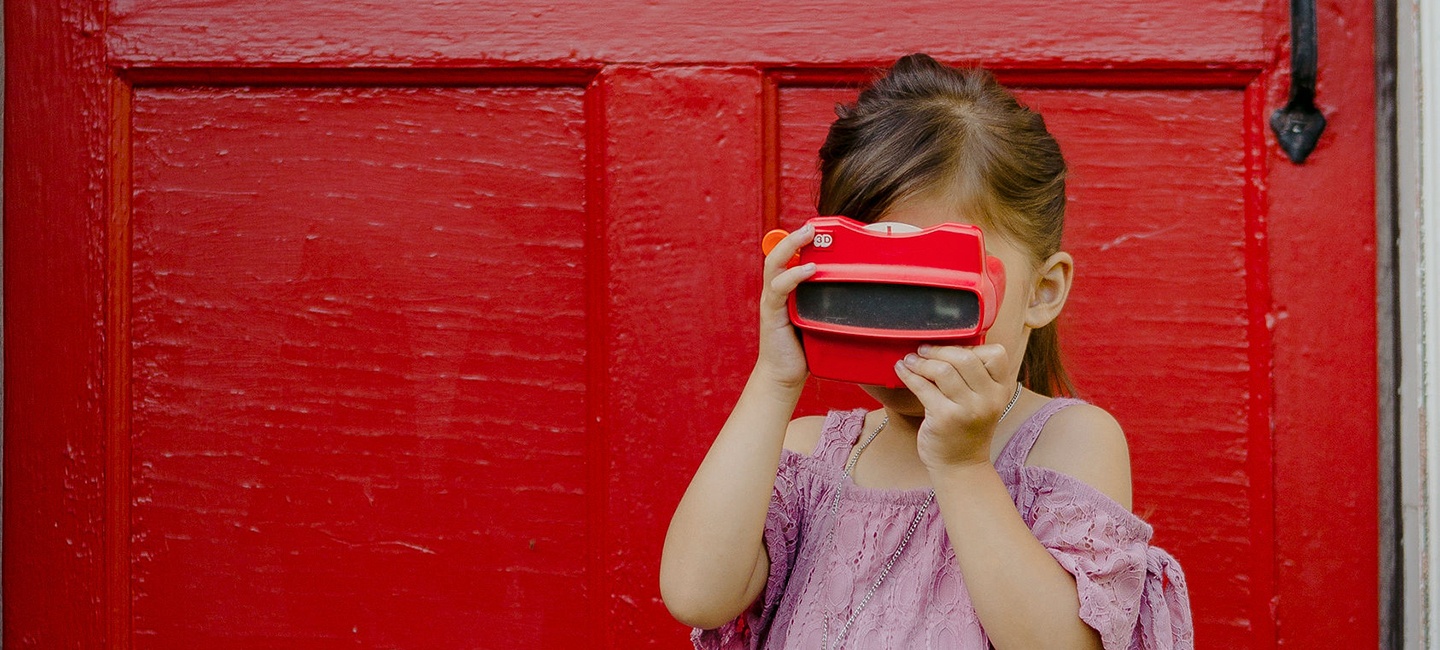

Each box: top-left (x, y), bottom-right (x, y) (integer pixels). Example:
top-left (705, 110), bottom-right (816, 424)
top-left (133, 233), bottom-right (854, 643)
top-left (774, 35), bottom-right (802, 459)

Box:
top-left (817, 53), bottom-right (1075, 397)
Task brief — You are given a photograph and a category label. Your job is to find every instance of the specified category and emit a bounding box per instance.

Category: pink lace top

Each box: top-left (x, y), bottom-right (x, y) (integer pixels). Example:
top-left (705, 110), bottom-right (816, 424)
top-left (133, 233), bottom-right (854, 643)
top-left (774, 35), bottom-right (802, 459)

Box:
top-left (692, 399), bottom-right (1193, 650)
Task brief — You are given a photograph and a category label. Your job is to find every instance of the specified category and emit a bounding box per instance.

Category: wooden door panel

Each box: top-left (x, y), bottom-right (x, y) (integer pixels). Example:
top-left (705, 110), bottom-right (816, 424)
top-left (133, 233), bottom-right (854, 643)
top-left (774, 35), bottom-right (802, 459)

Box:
top-left (129, 85), bottom-right (590, 647)
top-left (1028, 88), bottom-right (1255, 649)
top-left (777, 84), bottom-right (1255, 646)
top-left (107, 1), bottom-right (1266, 67)
top-left (598, 66), bottom-right (764, 646)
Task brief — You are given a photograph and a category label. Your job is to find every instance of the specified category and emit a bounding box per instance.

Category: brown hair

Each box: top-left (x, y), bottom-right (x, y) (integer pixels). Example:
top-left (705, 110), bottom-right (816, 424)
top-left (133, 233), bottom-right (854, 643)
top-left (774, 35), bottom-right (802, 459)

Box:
top-left (816, 53), bottom-right (1074, 397)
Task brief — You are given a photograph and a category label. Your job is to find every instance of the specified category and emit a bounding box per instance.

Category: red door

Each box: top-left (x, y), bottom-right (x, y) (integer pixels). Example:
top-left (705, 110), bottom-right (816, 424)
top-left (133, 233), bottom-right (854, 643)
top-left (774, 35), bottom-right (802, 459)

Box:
top-left (7, 1), bottom-right (1377, 648)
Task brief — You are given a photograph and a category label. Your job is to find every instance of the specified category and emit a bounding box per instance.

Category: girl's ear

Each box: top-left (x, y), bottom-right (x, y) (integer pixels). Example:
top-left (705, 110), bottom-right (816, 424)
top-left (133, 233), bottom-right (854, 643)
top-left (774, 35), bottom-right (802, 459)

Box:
top-left (1025, 251), bottom-right (1074, 330)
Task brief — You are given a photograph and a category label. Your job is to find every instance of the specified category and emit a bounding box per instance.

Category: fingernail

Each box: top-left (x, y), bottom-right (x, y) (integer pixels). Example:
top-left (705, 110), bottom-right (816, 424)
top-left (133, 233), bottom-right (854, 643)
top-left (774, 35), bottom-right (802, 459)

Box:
top-left (917, 344), bottom-right (933, 355)
top-left (803, 262), bottom-right (817, 271)
top-left (903, 353), bottom-right (919, 365)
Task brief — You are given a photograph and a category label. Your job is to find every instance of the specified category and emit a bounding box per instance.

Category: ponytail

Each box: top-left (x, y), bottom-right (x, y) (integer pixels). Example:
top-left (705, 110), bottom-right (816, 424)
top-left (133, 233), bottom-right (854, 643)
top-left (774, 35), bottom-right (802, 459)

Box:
top-left (1020, 321), bottom-right (1074, 398)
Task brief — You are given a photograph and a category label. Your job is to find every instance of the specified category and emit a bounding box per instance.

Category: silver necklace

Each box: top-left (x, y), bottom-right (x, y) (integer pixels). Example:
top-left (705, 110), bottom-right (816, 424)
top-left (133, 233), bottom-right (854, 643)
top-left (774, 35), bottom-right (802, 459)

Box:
top-left (821, 382), bottom-right (1024, 649)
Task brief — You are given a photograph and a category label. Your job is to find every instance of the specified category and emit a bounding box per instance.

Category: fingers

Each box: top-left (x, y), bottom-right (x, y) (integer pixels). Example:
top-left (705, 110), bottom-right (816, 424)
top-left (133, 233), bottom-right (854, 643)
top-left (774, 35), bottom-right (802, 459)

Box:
top-left (897, 344), bottom-right (1015, 468)
top-left (760, 223), bottom-right (817, 312)
top-left (901, 352), bottom-right (973, 397)
top-left (770, 262), bottom-right (817, 296)
top-left (763, 223), bottom-right (814, 279)
top-left (908, 344), bottom-right (1007, 392)
top-left (894, 355), bottom-right (1001, 431)
top-left (762, 262), bottom-right (817, 311)
top-left (894, 358), bottom-right (953, 413)
top-left (921, 343), bottom-right (1009, 383)
top-left (898, 343), bottom-right (1014, 424)
top-left (969, 344), bottom-right (1008, 380)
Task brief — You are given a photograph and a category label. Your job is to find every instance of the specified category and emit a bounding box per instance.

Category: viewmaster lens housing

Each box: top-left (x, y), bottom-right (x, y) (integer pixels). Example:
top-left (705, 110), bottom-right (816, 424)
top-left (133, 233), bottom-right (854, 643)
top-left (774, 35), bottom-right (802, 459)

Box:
top-left (763, 215), bottom-right (1006, 388)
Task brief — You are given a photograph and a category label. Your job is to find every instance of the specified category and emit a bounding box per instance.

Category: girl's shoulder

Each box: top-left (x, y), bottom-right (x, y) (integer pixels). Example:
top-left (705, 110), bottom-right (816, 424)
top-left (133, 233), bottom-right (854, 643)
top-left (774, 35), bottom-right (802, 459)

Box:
top-left (780, 408), bottom-right (868, 458)
top-left (1024, 401), bottom-right (1133, 510)
top-left (780, 415), bottom-right (828, 456)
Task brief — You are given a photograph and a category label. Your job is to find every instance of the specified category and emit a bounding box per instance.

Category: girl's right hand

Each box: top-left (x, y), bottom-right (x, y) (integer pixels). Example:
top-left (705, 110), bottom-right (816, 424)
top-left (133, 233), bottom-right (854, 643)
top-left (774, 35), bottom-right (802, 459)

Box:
top-left (756, 223), bottom-right (817, 389)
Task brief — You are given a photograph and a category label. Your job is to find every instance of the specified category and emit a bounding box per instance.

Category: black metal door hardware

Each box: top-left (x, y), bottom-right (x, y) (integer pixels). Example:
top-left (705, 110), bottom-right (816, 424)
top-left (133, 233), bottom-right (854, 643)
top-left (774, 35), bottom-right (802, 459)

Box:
top-left (1270, 0), bottom-right (1326, 164)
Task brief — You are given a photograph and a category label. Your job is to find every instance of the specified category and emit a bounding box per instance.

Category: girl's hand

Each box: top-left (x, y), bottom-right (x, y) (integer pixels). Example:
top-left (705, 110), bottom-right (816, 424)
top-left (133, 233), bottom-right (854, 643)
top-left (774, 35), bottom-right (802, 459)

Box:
top-left (755, 224), bottom-right (817, 389)
top-left (895, 343), bottom-right (1016, 470)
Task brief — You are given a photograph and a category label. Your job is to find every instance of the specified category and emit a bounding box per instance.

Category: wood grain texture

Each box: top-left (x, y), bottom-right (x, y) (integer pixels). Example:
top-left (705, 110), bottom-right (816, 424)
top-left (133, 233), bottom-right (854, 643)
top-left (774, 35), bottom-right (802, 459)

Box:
top-left (1266, 0), bottom-right (1379, 644)
top-left (1034, 88), bottom-right (1257, 648)
top-left (128, 85), bottom-right (590, 647)
top-left (106, 0), bottom-right (1266, 68)
top-left (599, 66), bottom-right (763, 647)
top-left (4, 0), bottom-right (112, 647)
top-left (778, 84), bottom-right (1257, 648)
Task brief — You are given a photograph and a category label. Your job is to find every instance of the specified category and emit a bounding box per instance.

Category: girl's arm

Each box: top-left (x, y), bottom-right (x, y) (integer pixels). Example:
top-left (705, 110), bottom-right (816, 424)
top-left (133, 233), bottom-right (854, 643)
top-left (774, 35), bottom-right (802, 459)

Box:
top-left (929, 445), bottom-right (1120, 650)
top-left (659, 370), bottom-right (801, 628)
top-left (659, 225), bottom-right (817, 629)
top-left (897, 346), bottom-right (1130, 650)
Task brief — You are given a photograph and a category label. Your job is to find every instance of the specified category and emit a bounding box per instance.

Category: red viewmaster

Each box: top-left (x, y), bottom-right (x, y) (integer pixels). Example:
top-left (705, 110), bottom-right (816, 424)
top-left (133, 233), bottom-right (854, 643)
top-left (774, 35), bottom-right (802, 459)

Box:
top-left (762, 215), bottom-right (1006, 388)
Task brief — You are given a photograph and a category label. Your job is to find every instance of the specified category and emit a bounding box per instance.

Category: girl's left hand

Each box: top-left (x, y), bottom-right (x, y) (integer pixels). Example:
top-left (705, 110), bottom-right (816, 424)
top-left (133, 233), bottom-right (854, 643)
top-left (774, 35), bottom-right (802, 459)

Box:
top-left (895, 343), bottom-right (1016, 471)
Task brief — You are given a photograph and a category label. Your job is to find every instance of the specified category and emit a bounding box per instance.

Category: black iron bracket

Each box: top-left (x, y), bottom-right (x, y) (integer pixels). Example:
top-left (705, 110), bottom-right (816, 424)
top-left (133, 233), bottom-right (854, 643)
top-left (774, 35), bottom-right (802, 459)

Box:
top-left (1270, 0), bottom-right (1326, 163)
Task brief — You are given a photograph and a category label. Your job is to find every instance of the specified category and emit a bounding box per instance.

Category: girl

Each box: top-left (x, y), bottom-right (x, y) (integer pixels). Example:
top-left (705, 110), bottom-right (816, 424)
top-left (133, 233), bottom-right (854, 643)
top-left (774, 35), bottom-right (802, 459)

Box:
top-left (660, 54), bottom-right (1192, 649)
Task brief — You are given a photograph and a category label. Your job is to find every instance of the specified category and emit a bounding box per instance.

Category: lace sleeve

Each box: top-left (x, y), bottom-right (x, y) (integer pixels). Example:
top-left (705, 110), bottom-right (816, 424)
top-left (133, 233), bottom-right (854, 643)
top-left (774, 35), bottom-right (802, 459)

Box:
top-left (691, 450), bottom-right (808, 650)
top-left (1013, 466), bottom-right (1195, 650)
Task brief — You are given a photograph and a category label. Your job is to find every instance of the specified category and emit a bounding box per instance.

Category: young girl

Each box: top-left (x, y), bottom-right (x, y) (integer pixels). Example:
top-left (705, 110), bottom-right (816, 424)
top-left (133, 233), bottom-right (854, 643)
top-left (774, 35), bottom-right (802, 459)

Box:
top-left (659, 54), bottom-right (1193, 649)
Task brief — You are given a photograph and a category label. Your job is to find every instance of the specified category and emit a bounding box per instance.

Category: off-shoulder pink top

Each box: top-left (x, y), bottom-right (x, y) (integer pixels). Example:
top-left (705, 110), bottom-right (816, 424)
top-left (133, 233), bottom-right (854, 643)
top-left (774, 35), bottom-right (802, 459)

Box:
top-left (692, 398), bottom-right (1193, 649)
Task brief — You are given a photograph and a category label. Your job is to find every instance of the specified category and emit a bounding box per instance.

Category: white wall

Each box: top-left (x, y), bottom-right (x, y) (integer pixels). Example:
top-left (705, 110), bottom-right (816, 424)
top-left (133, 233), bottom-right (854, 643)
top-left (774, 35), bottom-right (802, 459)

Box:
top-left (1398, 0), bottom-right (1438, 646)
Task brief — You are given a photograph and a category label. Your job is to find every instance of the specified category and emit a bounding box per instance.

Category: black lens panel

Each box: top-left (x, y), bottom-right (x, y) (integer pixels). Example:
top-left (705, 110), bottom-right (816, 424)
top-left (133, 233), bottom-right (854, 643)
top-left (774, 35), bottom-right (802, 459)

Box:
top-left (794, 282), bottom-right (980, 331)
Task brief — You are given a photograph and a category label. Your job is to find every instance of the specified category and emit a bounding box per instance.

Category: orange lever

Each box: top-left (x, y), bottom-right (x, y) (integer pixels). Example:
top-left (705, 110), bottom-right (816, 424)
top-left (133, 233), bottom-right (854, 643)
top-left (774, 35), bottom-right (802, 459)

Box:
top-left (761, 229), bottom-right (789, 255)
top-left (761, 228), bottom-right (802, 266)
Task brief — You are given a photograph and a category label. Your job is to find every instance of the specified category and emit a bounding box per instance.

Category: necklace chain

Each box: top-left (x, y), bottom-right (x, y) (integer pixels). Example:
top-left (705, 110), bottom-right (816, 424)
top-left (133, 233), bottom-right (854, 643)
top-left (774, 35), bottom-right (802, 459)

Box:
top-left (821, 382), bottom-right (1024, 650)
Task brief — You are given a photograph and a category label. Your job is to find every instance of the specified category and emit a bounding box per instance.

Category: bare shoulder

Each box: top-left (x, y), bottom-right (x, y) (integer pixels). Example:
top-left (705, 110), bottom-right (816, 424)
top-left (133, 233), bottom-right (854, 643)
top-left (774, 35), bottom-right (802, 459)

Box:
top-left (781, 415), bottom-right (828, 455)
top-left (1025, 403), bottom-right (1133, 510)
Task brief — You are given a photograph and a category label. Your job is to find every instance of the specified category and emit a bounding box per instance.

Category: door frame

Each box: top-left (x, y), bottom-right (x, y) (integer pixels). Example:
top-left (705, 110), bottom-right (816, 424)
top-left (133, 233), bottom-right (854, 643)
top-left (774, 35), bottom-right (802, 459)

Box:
top-left (1394, 0), bottom-right (1439, 647)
